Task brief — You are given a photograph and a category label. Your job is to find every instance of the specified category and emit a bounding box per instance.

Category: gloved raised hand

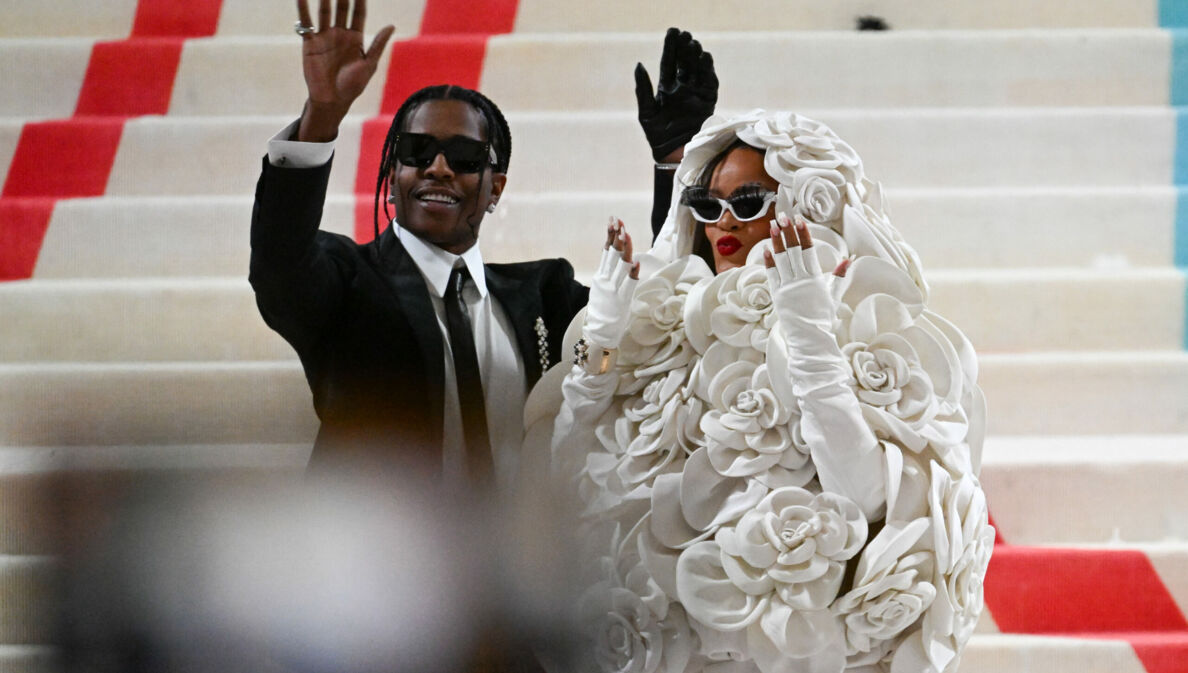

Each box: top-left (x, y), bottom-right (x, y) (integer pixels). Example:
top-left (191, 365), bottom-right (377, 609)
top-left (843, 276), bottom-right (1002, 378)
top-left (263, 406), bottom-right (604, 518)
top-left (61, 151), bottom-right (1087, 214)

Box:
top-left (634, 27), bottom-right (719, 162)
top-left (764, 213), bottom-right (852, 394)
top-left (583, 219), bottom-right (640, 351)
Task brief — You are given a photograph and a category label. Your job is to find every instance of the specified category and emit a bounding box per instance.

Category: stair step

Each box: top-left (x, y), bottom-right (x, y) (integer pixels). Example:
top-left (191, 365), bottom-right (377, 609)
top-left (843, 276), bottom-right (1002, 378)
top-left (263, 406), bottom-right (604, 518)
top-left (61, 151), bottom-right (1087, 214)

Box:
top-left (0, 353), bottom-right (1184, 446)
top-left (480, 31), bottom-right (1169, 113)
top-left (983, 436), bottom-right (1188, 545)
top-left (89, 109), bottom-right (1174, 200)
top-left (159, 31), bottom-right (1173, 117)
top-left (513, 0), bottom-right (1164, 31)
top-left (27, 187), bottom-right (1177, 279)
top-left (1, 0), bottom-right (1162, 38)
top-left (1, 269), bottom-right (1178, 361)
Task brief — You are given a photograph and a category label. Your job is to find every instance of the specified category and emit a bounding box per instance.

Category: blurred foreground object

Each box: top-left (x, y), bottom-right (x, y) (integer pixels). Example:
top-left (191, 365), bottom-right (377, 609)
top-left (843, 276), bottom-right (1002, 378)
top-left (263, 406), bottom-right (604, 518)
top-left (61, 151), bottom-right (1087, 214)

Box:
top-left (40, 466), bottom-right (583, 673)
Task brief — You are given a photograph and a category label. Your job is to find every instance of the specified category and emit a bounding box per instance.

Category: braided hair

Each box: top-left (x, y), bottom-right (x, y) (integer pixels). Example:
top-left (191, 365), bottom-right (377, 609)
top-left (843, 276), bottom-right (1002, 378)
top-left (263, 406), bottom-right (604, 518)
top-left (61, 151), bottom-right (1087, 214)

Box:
top-left (372, 85), bottom-right (512, 247)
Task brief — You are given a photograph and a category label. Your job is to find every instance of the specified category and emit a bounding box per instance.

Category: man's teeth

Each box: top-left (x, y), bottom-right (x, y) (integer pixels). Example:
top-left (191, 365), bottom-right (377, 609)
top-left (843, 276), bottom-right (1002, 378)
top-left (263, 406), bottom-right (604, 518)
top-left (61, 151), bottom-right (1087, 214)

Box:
top-left (419, 193), bottom-right (458, 204)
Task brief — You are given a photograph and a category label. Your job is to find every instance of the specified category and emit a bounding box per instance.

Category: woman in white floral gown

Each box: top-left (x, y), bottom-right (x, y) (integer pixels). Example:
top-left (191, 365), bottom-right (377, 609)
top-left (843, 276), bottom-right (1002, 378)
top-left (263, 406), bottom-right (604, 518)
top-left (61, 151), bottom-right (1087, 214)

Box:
top-left (529, 110), bottom-right (992, 673)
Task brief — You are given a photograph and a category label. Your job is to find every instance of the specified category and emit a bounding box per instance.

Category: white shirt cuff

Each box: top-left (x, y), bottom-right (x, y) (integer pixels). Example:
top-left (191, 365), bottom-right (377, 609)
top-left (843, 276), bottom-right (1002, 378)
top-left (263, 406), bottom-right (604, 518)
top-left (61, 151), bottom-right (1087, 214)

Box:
top-left (267, 118), bottom-right (335, 168)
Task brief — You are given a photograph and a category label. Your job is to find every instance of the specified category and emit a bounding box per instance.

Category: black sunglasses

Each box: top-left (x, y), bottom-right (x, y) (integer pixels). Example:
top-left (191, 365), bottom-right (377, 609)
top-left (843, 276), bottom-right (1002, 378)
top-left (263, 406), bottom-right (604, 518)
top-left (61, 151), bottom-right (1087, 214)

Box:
top-left (681, 185), bottom-right (778, 223)
top-left (393, 132), bottom-right (495, 174)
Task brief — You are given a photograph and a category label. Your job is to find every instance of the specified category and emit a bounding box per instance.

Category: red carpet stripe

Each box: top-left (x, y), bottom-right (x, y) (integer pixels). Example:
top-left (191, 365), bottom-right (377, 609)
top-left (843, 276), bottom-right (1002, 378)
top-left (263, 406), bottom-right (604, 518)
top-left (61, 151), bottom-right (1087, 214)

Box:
top-left (74, 39), bottom-right (184, 116)
top-left (354, 0), bottom-right (518, 242)
top-left (2, 119), bottom-right (125, 199)
top-left (420, 0), bottom-right (519, 35)
top-left (984, 546), bottom-right (1188, 633)
top-left (0, 199), bottom-right (56, 281)
top-left (131, 0), bottom-right (223, 37)
top-left (1127, 632), bottom-right (1188, 673)
top-left (0, 0), bottom-right (225, 281)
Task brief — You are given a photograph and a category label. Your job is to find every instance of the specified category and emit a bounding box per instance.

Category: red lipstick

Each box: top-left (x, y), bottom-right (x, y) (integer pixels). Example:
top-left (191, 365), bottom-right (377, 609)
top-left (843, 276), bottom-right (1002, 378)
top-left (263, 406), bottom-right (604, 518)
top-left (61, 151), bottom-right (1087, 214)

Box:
top-left (716, 235), bottom-right (742, 257)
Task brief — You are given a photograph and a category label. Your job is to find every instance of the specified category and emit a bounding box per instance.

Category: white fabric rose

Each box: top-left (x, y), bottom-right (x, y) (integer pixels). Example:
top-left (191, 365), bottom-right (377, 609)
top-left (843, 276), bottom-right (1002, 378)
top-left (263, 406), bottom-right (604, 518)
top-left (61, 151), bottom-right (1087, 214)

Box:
top-left (675, 487), bottom-right (866, 672)
top-left (792, 168), bottom-right (845, 226)
top-left (685, 266), bottom-right (778, 354)
top-left (610, 366), bottom-right (707, 495)
top-left (695, 342), bottom-right (814, 488)
top-left (889, 463), bottom-right (994, 673)
top-left (836, 257), bottom-right (969, 457)
top-left (744, 112), bottom-right (863, 187)
top-left (835, 518), bottom-right (936, 657)
top-left (619, 257), bottom-right (714, 394)
top-left (580, 564), bottom-right (696, 673)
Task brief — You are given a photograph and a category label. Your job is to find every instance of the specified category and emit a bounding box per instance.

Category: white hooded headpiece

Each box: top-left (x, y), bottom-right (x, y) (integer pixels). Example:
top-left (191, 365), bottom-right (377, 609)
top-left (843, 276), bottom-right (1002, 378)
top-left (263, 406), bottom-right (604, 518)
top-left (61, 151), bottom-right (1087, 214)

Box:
top-left (646, 109), bottom-right (928, 298)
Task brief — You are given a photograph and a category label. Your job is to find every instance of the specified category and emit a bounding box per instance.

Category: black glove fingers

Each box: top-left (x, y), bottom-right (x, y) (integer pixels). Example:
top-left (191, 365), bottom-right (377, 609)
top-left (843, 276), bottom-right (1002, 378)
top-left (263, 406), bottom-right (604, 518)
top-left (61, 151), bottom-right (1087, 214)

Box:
top-left (634, 62), bottom-right (657, 116)
top-left (695, 51), bottom-right (719, 96)
top-left (683, 40), bottom-right (706, 86)
top-left (658, 27), bottom-right (680, 87)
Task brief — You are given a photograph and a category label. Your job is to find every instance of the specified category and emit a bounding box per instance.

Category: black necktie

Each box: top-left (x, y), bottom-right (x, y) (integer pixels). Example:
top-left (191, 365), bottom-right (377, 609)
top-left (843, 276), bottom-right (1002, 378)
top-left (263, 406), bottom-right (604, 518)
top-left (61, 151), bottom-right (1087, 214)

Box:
top-left (444, 264), bottom-right (493, 486)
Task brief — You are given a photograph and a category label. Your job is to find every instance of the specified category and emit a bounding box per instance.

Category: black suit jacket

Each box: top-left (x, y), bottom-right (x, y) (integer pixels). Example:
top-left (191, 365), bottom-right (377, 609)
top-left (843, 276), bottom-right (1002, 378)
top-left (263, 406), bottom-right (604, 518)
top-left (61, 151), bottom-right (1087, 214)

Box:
top-left (249, 157), bottom-right (588, 477)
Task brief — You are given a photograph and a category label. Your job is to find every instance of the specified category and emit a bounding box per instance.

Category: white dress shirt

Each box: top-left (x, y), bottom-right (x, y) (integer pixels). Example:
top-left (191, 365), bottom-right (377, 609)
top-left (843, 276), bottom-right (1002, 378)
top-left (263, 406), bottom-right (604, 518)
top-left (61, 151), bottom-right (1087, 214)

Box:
top-left (267, 122), bottom-right (528, 490)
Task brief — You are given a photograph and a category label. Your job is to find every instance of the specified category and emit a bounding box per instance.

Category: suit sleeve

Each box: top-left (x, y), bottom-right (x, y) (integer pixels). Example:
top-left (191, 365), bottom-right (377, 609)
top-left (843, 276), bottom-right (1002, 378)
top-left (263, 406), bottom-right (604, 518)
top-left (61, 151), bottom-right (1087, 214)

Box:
top-left (248, 155), bottom-right (349, 355)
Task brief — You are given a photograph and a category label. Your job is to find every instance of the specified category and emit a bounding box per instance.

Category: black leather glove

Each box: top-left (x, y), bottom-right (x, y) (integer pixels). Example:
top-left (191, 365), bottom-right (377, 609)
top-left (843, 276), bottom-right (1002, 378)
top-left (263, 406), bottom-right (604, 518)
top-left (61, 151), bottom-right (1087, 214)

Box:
top-left (634, 27), bottom-right (719, 162)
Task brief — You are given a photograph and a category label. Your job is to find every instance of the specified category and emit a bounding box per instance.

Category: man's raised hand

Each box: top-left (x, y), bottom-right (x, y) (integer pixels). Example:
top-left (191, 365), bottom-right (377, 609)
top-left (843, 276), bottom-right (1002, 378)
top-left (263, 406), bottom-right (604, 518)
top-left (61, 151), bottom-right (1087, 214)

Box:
top-left (296, 0), bottom-right (394, 142)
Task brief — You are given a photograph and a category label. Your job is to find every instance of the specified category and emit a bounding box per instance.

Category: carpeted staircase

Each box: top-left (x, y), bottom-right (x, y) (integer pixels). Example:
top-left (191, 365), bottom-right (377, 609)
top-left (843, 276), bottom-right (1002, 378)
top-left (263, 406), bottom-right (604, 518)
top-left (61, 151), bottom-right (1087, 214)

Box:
top-left (1, 1), bottom-right (1187, 671)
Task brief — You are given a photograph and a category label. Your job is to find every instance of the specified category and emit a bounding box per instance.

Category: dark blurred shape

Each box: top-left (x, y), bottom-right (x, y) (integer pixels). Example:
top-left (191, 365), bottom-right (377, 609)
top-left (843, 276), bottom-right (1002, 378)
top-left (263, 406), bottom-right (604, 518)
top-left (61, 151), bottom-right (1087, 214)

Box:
top-left (856, 15), bottom-right (890, 31)
top-left (45, 467), bottom-right (585, 673)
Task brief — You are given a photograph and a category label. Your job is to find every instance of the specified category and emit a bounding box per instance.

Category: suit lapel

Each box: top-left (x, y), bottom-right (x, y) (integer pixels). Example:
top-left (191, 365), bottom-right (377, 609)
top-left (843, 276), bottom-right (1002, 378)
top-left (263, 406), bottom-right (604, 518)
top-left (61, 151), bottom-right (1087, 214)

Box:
top-left (374, 228), bottom-right (446, 441)
top-left (485, 266), bottom-right (546, 386)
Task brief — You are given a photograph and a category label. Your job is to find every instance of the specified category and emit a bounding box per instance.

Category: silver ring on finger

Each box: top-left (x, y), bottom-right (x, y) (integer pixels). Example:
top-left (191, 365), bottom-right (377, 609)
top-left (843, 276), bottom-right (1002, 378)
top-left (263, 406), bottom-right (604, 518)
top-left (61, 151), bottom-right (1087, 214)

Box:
top-left (294, 21), bottom-right (315, 36)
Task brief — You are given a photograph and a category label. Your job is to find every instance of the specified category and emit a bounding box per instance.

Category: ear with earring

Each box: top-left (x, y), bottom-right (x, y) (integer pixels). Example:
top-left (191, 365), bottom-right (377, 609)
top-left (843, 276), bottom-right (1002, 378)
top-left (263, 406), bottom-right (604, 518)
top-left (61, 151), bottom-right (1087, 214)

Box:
top-left (486, 202), bottom-right (497, 213)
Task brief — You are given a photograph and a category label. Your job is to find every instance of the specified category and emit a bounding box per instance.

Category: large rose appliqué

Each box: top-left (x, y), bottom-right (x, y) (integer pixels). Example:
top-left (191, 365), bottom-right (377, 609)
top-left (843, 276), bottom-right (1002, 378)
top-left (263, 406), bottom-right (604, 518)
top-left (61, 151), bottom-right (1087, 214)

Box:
top-left (889, 463), bottom-right (994, 673)
top-left (694, 343), bottom-right (813, 489)
top-left (834, 518), bottom-right (936, 660)
top-left (791, 167), bottom-right (845, 226)
top-left (580, 547), bottom-right (696, 673)
top-left (836, 257), bottom-right (967, 454)
top-left (608, 366), bottom-right (707, 495)
top-left (622, 257), bottom-right (712, 368)
top-left (675, 487), bottom-right (867, 673)
top-left (684, 265), bottom-right (776, 355)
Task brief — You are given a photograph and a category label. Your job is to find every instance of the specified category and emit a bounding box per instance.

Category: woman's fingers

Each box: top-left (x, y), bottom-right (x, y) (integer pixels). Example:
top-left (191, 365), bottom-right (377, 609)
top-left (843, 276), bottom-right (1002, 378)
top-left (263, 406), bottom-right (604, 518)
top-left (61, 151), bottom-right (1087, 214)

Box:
top-left (775, 213), bottom-right (798, 249)
top-left (630, 262), bottom-right (641, 281)
top-left (834, 258), bottom-right (851, 277)
top-left (621, 229), bottom-right (634, 264)
top-left (611, 222), bottom-right (626, 253)
top-left (794, 216), bottom-right (813, 249)
top-left (769, 223), bottom-right (786, 254)
top-left (335, 0), bottom-right (350, 28)
top-left (605, 217), bottom-right (618, 249)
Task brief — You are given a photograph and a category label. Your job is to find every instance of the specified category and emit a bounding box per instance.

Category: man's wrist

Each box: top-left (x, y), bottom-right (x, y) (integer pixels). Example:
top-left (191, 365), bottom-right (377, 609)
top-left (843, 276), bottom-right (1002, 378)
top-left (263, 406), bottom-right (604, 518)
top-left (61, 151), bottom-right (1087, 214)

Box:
top-left (297, 100), bottom-right (346, 143)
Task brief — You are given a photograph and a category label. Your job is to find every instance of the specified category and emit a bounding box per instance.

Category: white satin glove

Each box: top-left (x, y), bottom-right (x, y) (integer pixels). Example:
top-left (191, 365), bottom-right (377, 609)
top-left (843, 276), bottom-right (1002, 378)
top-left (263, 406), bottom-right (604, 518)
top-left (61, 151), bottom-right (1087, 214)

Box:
top-left (583, 219), bottom-right (640, 350)
top-left (766, 214), bottom-right (886, 521)
top-left (764, 214), bottom-right (849, 393)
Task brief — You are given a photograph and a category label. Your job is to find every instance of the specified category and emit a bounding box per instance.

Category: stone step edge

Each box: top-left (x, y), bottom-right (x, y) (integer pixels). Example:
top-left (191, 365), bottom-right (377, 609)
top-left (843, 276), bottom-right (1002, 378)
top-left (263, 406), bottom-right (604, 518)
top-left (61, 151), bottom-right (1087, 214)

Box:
top-left (982, 435), bottom-right (1188, 465)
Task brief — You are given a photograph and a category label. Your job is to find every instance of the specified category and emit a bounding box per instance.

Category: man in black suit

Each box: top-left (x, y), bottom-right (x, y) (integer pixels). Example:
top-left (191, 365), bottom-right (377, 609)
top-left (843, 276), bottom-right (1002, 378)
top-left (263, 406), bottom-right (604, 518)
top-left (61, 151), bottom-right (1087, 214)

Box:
top-left (249, 0), bottom-right (590, 489)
